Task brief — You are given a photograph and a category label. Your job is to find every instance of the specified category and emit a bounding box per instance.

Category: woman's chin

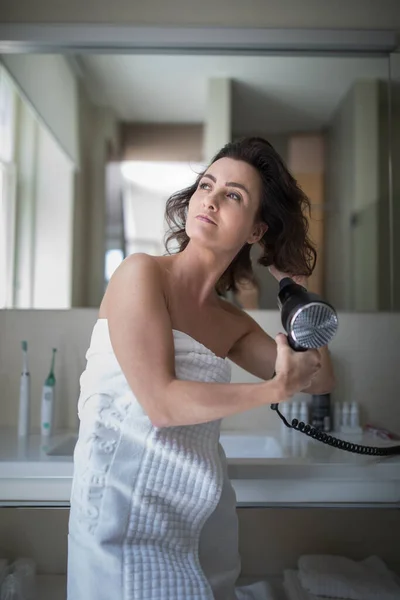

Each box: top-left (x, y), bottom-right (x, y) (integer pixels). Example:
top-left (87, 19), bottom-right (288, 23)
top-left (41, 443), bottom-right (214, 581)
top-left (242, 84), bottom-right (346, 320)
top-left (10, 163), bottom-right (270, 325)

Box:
top-left (187, 233), bottom-right (214, 246)
top-left (186, 235), bottom-right (241, 258)
top-left (186, 223), bottom-right (217, 243)
top-left (185, 222), bottom-right (241, 254)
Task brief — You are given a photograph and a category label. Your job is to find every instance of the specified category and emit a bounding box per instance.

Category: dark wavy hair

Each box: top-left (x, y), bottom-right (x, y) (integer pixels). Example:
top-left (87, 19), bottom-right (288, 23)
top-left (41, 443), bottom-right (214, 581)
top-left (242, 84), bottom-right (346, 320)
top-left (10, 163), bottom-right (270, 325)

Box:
top-left (164, 136), bottom-right (316, 293)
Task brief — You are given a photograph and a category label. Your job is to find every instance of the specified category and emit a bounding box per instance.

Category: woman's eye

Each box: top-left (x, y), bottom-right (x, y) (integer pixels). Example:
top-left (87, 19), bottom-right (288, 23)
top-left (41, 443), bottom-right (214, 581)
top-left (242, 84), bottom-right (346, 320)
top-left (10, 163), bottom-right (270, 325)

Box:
top-left (228, 192), bottom-right (241, 202)
top-left (199, 182), bottom-right (210, 190)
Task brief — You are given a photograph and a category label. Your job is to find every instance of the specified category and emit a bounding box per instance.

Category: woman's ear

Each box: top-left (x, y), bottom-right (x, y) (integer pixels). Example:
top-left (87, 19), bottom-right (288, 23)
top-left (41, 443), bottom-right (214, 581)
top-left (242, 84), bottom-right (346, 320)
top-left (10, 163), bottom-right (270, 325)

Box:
top-left (247, 221), bottom-right (268, 244)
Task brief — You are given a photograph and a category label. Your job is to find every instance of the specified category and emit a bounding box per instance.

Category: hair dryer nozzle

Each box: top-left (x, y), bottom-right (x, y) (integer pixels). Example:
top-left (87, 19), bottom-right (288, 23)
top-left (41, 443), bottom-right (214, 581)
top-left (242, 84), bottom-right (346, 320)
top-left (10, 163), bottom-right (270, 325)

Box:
top-left (278, 278), bottom-right (338, 350)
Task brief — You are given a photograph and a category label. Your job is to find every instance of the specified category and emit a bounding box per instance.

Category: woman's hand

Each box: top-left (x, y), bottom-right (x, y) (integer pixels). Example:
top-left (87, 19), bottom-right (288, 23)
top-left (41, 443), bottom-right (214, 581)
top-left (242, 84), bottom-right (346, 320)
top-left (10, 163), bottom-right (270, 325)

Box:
top-left (274, 333), bottom-right (321, 396)
top-left (268, 264), bottom-right (308, 289)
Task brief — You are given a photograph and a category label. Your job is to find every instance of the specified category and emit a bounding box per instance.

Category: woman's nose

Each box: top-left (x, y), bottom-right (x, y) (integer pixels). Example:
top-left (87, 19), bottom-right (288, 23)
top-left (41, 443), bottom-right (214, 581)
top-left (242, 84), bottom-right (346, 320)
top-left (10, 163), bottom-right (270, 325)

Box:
top-left (203, 192), bottom-right (218, 211)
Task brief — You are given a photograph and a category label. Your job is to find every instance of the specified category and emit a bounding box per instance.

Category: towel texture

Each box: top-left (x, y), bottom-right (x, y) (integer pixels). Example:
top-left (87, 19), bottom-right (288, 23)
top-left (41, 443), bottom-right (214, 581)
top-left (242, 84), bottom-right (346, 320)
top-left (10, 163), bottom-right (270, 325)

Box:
top-left (68, 320), bottom-right (270, 600)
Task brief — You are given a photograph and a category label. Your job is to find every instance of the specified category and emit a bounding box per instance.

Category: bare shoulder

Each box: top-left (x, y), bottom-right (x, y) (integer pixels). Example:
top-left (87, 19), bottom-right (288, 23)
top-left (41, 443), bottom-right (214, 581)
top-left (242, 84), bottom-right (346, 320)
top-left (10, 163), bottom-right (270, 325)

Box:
top-left (100, 253), bottom-right (165, 317)
top-left (111, 253), bottom-right (165, 291)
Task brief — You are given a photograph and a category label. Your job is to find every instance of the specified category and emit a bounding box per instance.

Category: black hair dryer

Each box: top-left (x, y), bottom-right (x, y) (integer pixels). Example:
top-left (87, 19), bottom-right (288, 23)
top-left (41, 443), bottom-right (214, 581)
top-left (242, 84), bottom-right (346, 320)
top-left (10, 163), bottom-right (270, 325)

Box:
top-left (273, 278), bottom-right (400, 456)
top-left (278, 277), bottom-right (338, 351)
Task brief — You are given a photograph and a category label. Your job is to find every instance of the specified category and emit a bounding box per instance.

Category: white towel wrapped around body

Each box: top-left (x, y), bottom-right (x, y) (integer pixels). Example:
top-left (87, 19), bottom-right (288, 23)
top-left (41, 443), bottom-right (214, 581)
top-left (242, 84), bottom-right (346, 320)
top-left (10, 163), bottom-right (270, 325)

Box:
top-left (298, 554), bottom-right (400, 600)
top-left (68, 320), bottom-right (274, 600)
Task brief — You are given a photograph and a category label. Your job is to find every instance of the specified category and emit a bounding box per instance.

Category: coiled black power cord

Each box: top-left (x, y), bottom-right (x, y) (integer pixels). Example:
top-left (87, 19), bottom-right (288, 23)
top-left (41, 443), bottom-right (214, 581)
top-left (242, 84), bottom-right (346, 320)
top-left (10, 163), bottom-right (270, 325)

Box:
top-left (270, 403), bottom-right (400, 456)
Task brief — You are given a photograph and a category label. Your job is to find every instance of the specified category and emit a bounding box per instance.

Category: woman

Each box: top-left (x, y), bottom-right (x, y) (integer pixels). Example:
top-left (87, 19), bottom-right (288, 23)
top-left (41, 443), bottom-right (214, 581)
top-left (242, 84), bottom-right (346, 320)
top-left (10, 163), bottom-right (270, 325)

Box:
top-left (67, 137), bottom-right (335, 600)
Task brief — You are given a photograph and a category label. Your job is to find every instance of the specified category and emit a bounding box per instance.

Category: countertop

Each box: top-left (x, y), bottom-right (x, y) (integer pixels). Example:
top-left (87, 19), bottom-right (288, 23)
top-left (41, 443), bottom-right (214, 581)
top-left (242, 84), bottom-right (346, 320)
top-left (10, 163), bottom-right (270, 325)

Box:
top-left (1, 427), bottom-right (399, 507)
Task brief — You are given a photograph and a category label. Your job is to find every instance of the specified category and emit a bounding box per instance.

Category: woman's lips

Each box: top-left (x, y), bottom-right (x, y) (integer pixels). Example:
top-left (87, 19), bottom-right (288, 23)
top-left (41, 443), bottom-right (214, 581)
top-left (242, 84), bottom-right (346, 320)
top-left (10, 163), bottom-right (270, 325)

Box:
top-left (196, 215), bottom-right (217, 225)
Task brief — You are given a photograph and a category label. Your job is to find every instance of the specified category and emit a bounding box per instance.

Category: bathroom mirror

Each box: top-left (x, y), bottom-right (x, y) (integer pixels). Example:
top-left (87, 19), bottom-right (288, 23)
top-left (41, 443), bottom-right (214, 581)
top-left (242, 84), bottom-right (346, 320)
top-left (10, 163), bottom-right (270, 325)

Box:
top-left (0, 48), bottom-right (397, 310)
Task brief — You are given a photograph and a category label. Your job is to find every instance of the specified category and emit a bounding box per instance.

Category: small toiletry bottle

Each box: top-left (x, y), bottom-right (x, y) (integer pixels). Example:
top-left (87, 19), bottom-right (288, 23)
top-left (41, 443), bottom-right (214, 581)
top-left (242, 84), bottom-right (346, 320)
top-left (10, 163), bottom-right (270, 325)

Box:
top-left (342, 402), bottom-right (350, 427)
top-left (291, 400), bottom-right (300, 423)
top-left (280, 401), bottom-right (292, 432)
top-left (350, 401), bottom-right (360, 428)
top-left (300, 401), bottom-right (309, 424)
top-left (41, 348), bottom-right (57, 436)
top-left (334, 402), bottom-right (342, 431)
top-left (311, 393), bottom-right (331, 431)
top-left (18, 341), bottom-right (30, 437)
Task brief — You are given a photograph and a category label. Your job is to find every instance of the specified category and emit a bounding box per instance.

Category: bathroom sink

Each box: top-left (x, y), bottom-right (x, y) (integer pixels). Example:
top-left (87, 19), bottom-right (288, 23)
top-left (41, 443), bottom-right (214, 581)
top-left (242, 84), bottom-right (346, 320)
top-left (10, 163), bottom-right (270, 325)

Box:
top-left (45, 432), bottom-right (284, 460)
top-left (220, 433), bottom-right (284, 459)
top-left (46, 435), bottom-right (78, 456)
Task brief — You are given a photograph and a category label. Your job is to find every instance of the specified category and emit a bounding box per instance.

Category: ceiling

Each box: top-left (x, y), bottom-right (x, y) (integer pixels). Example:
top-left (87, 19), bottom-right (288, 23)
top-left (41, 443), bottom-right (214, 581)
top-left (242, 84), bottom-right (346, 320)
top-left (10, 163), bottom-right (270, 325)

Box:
top-left (79, 54), bottom-right (389, 135)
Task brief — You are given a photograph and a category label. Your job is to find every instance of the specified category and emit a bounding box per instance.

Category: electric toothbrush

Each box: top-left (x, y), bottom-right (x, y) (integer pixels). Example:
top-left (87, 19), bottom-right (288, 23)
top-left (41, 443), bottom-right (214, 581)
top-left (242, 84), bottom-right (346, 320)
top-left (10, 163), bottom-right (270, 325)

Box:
top-left (18, 341), bottom-right (30, 437)
top-left (41, 348), bottom-right (57, 436)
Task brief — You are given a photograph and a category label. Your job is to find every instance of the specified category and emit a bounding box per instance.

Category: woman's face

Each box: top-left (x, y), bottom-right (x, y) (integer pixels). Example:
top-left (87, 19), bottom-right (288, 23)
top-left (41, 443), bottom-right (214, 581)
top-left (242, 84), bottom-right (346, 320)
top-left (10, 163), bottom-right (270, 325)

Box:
top-left (186, 157), bottom-right (267, 254)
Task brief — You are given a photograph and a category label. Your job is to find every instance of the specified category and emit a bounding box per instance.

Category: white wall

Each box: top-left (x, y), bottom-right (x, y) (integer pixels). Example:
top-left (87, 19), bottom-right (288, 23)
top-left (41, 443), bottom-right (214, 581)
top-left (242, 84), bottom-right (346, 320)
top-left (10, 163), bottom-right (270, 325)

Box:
top-left (325, 79), bottom-right (387, 312)
top-left (87, 107), bottom-right (120, 307)
top-left (352, 81), bottom-right (380, 311)
top-left (0, 55), bottom-right (121, 310)
top-left (1, 64), bottom-right (76, 309)
top-left (13, 96), bottom-right (36, 308)
top-left (70, 86), bottom-right (120, 308)
top-left (1, 0), bottom-right (400, 29)
top-left (353, 81), bottom-right (379, 213)
top-left (0, 310), bottom-right (94, 432)
top-left (124, 185), bottom-right (166, 247)
top-left (1, 309), bottom-right (400, 435)
top-left (323, 89), bottom-right (354, 310)
top-left (0, 55), bottom-right (79, 167)
top-left (203, 78), bottom-right (232, 162)
top-left (33, 125), bottom-right (75, 308)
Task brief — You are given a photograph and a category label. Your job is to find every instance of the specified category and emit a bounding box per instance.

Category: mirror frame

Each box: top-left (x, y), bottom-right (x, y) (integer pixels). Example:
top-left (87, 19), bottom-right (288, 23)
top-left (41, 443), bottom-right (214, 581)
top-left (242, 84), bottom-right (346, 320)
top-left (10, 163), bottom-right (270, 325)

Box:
top-left (0, 25), bottom-right (397, 55)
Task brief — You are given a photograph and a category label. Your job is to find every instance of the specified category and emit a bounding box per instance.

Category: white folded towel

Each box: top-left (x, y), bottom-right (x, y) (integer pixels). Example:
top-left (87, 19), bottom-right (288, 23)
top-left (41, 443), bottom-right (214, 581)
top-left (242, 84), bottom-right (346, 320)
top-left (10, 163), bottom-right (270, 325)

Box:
top-left (298, 554), bottom-right (400, 600)
top-left (284, 569), bottom-right (333, 600)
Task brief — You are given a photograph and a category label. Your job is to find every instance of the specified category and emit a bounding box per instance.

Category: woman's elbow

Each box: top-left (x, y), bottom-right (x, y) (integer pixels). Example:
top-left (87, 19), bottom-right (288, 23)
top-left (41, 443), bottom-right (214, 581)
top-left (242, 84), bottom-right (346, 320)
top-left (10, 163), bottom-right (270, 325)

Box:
top-left (145, 401), bottom-right (172, 428)
top-left (135, 380), bottom-right (176, 428)
top-left (146, 393), bottom-right (176, 428)
top-left (149, 410), bottom-right (172, 428)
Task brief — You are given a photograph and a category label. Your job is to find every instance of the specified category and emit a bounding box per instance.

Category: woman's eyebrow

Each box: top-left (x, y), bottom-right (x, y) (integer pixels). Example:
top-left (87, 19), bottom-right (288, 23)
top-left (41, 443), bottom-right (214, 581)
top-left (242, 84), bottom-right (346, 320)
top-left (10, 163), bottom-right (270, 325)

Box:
top-left (226, 181), bottom-right (250, 196)
top-left (202, 173), bottom-right (216, 183)
top-left (202, 173), bottom-right (250, 196)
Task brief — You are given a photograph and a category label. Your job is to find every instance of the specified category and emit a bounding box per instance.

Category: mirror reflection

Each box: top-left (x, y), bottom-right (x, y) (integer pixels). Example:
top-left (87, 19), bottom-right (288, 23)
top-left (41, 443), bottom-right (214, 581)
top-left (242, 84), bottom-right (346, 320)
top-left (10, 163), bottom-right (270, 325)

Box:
top-left (0, 52), bottom-right (394, 310)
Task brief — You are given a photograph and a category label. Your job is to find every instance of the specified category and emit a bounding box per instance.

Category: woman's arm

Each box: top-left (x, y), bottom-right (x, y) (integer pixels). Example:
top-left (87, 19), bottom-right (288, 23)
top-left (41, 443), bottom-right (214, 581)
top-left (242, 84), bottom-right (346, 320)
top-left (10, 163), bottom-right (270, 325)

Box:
top-left (105, 254), bottom-right (322, 427)
top-left (228, 319), bottom-right (335, 395)
top-left (226, 265), bottom-right (336, 394)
